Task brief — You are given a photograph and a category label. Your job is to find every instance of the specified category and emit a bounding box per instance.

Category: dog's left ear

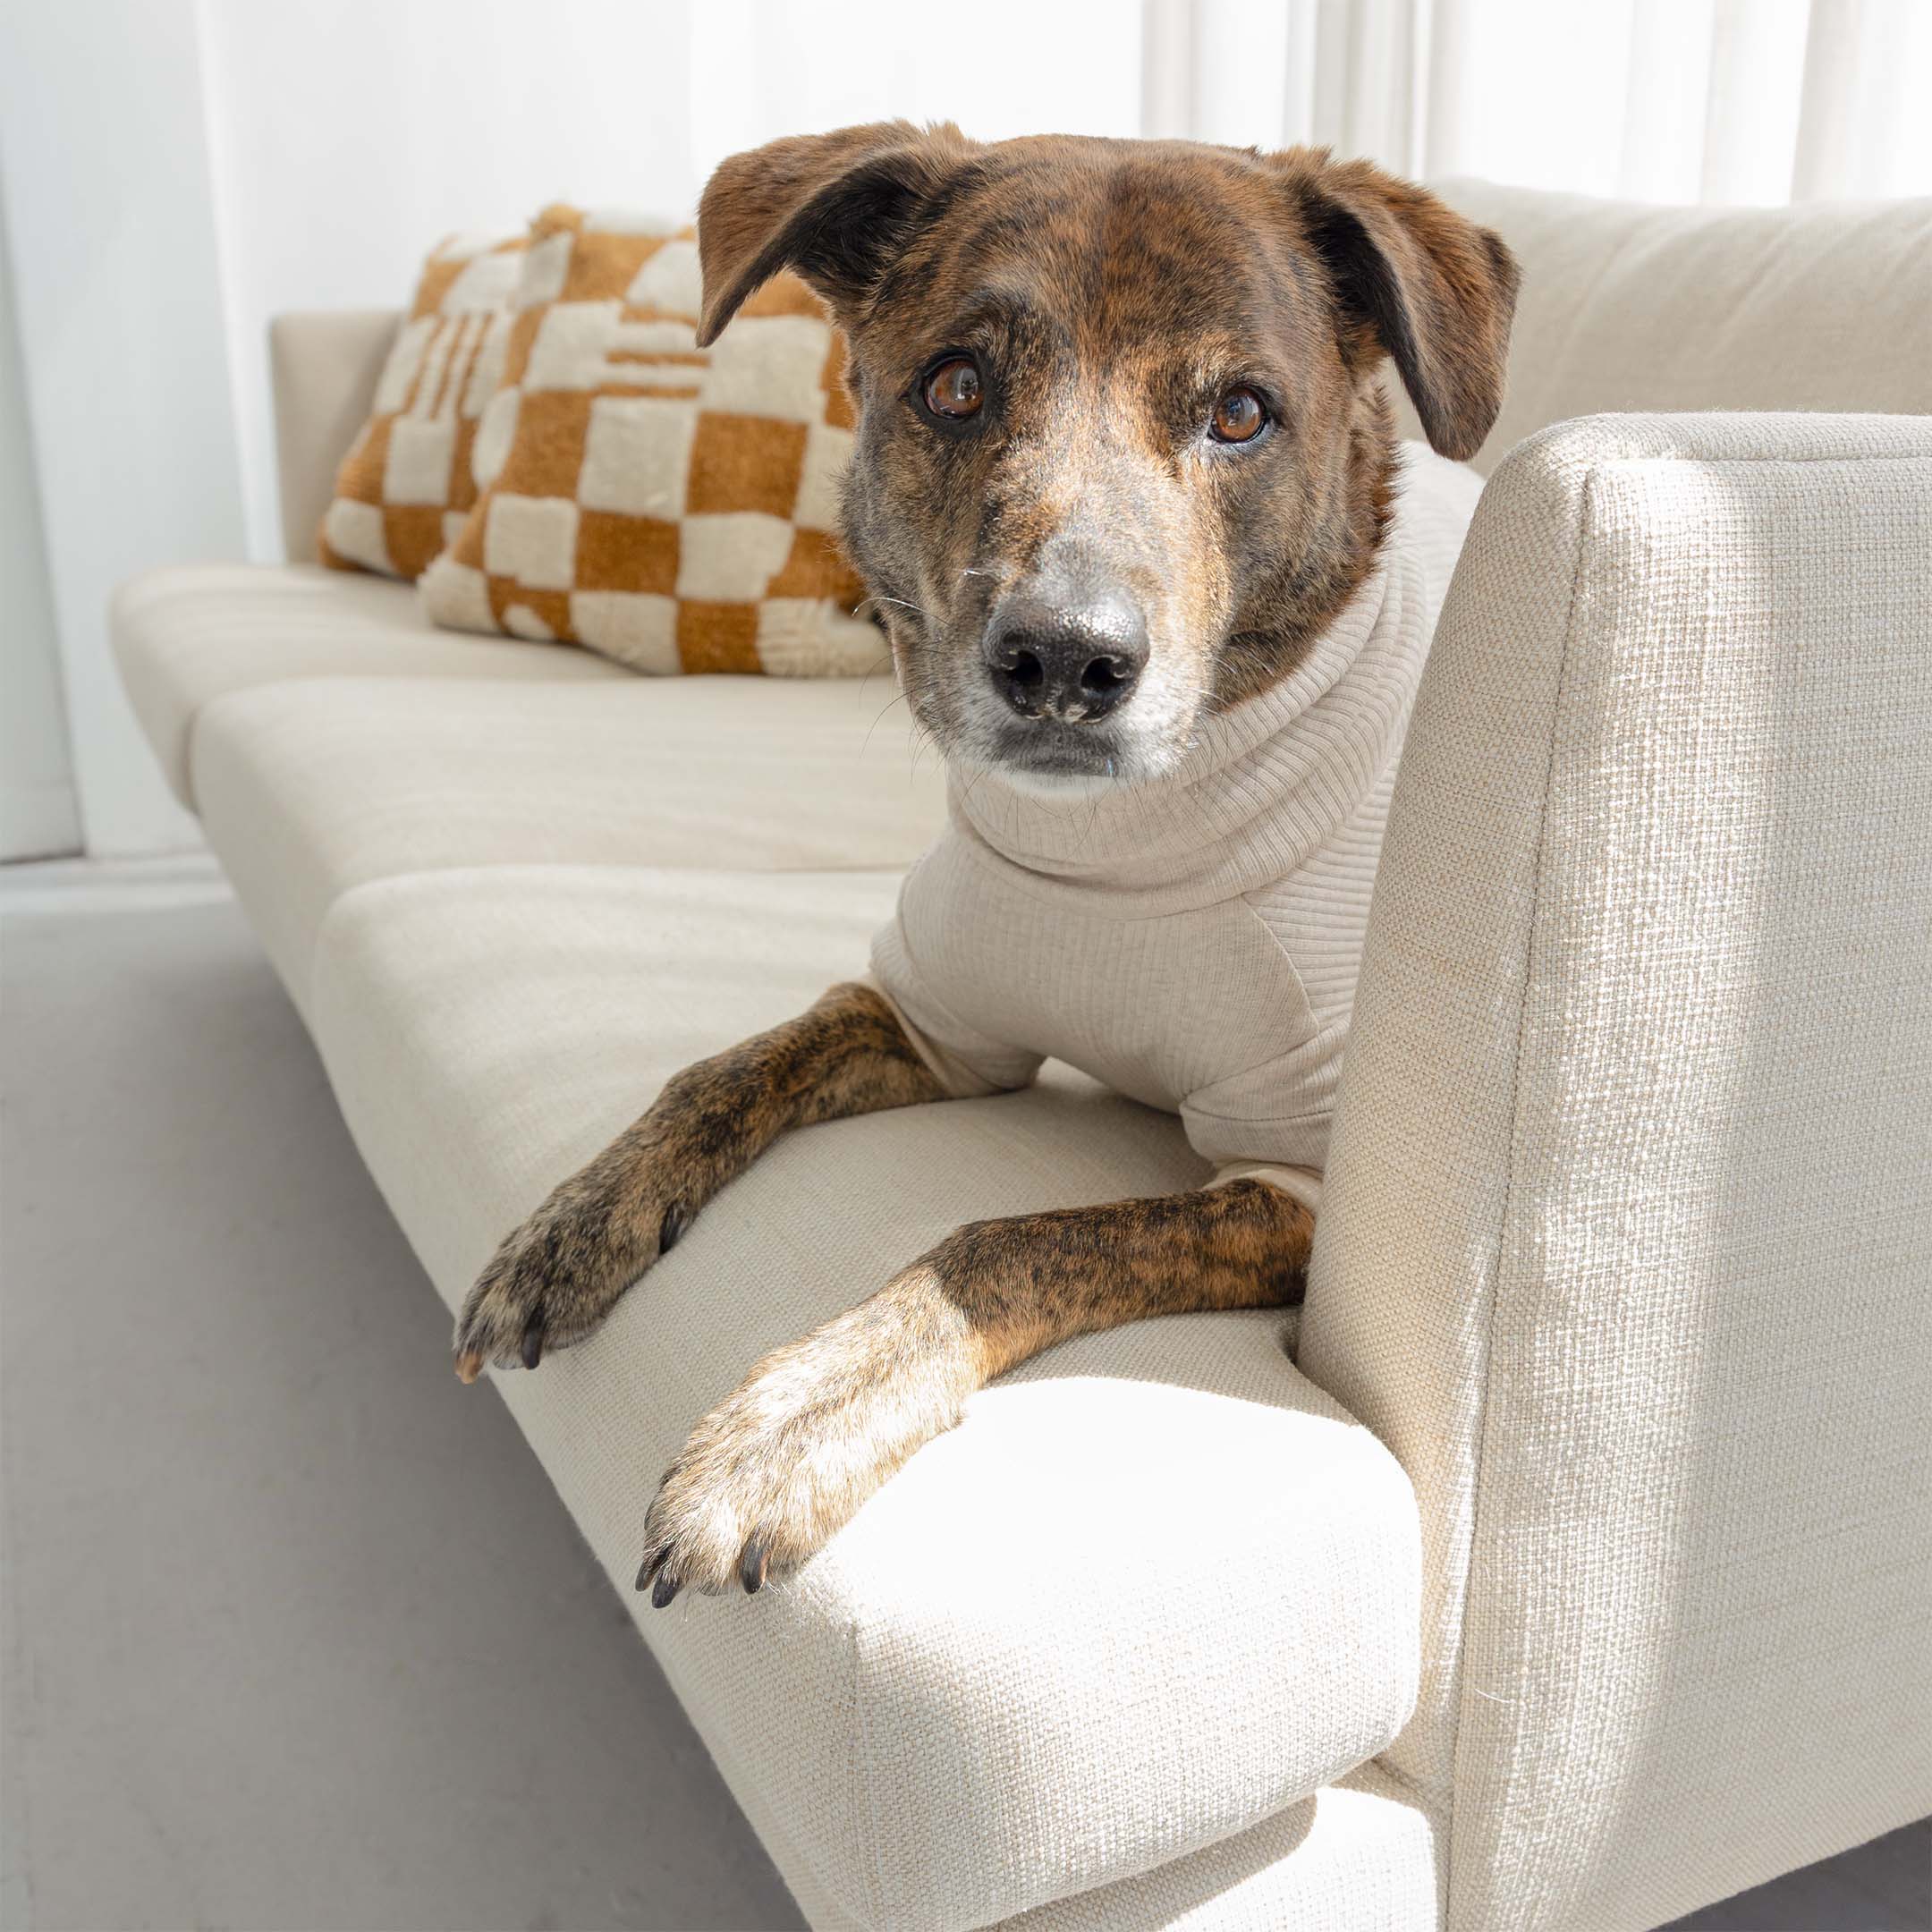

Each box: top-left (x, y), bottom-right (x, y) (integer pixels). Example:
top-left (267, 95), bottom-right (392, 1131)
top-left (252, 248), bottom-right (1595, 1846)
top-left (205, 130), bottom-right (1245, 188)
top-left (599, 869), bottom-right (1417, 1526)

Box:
top-left (696, 121), bottom-right (981, 347)
top-left (1278, 153), bottom-right (1520, 462)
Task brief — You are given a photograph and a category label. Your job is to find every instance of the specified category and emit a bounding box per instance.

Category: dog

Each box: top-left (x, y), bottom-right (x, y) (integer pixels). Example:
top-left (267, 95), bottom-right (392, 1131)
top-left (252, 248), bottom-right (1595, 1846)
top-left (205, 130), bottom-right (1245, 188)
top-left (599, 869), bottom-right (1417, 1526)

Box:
top-left (453, 123), bottom-right (1518, 1604)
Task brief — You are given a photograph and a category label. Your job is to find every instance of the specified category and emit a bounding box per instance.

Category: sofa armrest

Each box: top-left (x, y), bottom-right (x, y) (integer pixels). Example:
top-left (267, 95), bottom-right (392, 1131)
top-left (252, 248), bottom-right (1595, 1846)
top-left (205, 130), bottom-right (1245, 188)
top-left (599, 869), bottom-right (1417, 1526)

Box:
top-left (268, 309), bottom-right (399, 563)
top-left (1302, 412), bottom-right (1932, 1931)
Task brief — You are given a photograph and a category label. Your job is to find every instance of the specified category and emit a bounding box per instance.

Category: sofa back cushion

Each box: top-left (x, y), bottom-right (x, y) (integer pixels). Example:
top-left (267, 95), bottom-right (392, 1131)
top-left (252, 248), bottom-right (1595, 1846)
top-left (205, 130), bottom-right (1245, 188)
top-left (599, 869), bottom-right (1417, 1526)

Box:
top-left (1399, 183), bottom-right (1932, 470)
top-left (419, 205), bottom-right (879, 677)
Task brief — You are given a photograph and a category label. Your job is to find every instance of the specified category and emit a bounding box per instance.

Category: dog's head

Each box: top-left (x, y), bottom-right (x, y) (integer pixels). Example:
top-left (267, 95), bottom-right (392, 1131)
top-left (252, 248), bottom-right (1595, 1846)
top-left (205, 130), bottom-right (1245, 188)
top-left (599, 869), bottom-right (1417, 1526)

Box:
top-left (699, 125), bottom-right (1517, 786)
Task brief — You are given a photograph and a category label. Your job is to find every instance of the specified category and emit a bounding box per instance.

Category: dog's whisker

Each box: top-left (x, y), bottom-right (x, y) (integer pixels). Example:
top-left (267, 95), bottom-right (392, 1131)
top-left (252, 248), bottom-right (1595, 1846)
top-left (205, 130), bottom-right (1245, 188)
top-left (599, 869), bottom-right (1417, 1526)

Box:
top-left (861, 689), bottom-right (911, 757)
top-left (866, 594), bottom-right (936, 624)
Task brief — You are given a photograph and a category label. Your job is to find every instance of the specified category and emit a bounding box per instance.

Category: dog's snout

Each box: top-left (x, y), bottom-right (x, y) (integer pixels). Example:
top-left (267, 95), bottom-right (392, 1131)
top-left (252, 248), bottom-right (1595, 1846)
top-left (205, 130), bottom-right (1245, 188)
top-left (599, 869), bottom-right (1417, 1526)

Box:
top-left (982, 589), bottom-right (1148, 724)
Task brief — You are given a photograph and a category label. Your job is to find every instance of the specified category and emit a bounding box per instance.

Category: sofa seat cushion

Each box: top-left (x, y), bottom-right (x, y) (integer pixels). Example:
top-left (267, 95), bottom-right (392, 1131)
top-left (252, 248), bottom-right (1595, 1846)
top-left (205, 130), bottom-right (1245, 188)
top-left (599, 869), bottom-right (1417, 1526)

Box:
top-left (111, 564), bottom-right (631, 806)
top-left (189, 670), bottom-right (945, 1006)
top-left (763, 1761), bottom-right (1439, 1931)
top-left (306, 864), bottom-right (1425, 1931)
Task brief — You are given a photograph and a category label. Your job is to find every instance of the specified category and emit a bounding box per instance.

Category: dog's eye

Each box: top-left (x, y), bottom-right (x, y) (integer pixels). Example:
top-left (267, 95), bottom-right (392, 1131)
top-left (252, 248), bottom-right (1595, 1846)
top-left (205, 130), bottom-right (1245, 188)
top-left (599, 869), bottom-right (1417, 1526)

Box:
top-left (1210, 387), bottom-right (1267, 445)
top-left (921, 356), bottom-right (983, 421)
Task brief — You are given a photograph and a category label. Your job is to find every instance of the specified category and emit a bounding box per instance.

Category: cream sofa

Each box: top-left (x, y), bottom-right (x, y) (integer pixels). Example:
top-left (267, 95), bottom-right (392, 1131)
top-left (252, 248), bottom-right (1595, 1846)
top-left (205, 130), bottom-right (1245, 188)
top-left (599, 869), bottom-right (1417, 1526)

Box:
top-left (114, 182), bottom-right (1932, 1931)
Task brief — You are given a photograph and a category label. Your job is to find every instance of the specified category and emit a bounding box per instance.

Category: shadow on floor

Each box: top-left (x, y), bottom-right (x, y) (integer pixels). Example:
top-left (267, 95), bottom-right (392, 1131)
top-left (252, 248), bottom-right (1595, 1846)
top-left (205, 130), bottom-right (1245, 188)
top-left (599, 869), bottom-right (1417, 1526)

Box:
top-left (1657, 1817), bottom-right (1929, 1931)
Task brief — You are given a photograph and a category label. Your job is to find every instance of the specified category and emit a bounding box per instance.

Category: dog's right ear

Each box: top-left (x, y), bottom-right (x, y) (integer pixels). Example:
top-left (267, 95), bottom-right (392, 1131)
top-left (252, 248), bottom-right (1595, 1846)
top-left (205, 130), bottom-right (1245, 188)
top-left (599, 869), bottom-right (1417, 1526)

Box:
top-left (697, 122), bottom-right (979, 346)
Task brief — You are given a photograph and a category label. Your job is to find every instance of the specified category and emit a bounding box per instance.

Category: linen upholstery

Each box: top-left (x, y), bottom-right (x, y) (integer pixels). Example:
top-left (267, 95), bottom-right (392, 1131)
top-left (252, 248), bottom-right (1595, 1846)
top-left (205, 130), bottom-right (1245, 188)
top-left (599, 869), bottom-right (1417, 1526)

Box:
top-left (190, 674), bottom-right (948, 1008)
top-left (420, 207), bottom-right (877, 675)
top-left (305, 864), bottom-right (1427, 1930)
top-left (269, 309), bottom-right (399, 564)
top-left (320, 234), bottom-right (527, 578)
top-left (113, 177), bottom-right (1932, 1932)
top-left (1301, 412), bottom-right (1932, 1932)
top-left (996, 1764), bottom-right (1436, 1931)
top-left (1395, 183), bottom-right (1932, 472)
top-left (109, 564), bottom-right (626, 808)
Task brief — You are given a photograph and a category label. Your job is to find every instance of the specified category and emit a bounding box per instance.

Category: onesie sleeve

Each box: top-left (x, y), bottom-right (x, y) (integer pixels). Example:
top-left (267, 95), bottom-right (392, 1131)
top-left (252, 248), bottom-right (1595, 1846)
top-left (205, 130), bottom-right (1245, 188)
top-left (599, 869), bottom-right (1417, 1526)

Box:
top-left (1181, 1019), bottom-right (1347, 1216)
top-left (867, 863), bottom-right (1044, 1101)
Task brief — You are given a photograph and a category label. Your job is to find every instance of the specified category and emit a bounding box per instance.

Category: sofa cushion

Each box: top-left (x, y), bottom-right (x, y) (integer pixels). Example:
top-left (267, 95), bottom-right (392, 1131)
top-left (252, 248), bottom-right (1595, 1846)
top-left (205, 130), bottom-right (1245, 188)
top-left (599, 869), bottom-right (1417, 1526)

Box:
top-left (305, 863), bottom-right (1425, 1931)
top-left (188, 666), bottom-right (945, 1006)
top-left (994, 1763), bottom-right (1436, 1932)
top-left (758, 1759), bottom-right (1439, 1931)
top-left (111, 564), bottom-right (628, 806)
top-left (1413, 182), bottom-right (1932, 471)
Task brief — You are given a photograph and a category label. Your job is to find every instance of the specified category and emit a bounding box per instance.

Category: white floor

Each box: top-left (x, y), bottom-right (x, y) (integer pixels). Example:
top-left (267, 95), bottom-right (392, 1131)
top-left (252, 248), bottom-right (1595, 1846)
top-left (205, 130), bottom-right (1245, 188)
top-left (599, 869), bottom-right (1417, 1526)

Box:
top-left (3, 860), bottom-right (1927, 1932)
top-left (2, 860), bottom-right (802, 1932)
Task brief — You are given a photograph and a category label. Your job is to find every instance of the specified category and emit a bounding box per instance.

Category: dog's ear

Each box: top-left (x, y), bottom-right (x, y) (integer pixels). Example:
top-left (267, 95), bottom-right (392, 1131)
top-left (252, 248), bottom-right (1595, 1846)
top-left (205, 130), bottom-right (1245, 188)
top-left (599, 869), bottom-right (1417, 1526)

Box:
top-left (1278, 153), bottom-right (1520, 462)
top-left (696, 121), bottom-right (980, 347)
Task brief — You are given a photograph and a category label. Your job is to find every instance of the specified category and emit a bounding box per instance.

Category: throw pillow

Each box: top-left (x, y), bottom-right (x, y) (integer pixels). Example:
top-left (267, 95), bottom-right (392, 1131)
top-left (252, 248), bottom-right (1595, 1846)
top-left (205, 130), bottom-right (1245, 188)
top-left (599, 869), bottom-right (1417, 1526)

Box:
top-left (320, 233), bottom-right (527, 579)
top-left (419, 204), bottom-right (878, 676)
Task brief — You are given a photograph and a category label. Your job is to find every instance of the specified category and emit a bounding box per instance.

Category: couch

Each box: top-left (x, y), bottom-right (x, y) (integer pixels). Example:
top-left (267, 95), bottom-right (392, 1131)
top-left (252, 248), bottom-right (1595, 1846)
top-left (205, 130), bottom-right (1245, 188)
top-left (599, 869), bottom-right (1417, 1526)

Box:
top-left (113, 180), bottom-right (1932, 1930)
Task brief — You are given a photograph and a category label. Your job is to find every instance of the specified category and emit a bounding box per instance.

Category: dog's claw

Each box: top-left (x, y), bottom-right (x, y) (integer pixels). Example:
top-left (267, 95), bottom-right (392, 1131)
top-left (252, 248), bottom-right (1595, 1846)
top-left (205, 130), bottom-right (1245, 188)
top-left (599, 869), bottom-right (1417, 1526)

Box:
top-left (635, 1547), bottom-right (665, 1593)
top-left (454, 1348), bottom-right (485, 1384)
top-left (739, 1533), bottom-right (770, 1595)
top-left (519, 1315), bottom-right (545, 1371)
top-left (650, 1566), bottom-right (682, 1610)
top-left (659, 1203), bottom-right (687, 1255)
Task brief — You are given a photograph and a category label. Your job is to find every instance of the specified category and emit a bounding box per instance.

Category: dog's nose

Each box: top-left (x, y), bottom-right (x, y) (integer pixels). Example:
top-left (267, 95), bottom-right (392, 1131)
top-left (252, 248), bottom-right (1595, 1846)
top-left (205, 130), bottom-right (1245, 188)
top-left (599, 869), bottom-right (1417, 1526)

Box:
top-left (982, 589), bottom-right (1148, 723)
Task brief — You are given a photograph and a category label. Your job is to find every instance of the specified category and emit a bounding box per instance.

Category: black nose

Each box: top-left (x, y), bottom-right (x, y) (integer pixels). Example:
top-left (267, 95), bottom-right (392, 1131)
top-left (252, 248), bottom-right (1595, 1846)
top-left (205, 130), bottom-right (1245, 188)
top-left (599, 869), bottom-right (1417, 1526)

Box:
top-left (982, 589), bottom-right (1148, 723)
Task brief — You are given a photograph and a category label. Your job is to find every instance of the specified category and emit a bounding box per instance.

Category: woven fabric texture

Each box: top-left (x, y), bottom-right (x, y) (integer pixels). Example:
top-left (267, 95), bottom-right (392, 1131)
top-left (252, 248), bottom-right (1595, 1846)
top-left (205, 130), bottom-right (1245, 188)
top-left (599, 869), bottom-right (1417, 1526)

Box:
top-left (319, 234), bottom-right (526, 578)
top-left (420, 205), bottom-right (878, 676)
top-left (187, 671), bottom-right (947, 1013)
top-left (1302, 411), bottom-right (1932, 1932)
top-left (108, 563), bottom-right (628, 808)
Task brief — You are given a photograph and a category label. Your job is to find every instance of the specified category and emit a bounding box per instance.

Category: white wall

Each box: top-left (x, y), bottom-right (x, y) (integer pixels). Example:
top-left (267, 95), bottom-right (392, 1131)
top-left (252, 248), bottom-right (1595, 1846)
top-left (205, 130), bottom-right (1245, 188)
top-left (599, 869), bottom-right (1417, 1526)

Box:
top-left (0, 0), bottom-right (235, 857)
top-left (1, 0), bottom-right (1143, 857)
top-left (1, 189), bottom-right (80, 861)
top-left (196, 0), bottom-right (1144, 569)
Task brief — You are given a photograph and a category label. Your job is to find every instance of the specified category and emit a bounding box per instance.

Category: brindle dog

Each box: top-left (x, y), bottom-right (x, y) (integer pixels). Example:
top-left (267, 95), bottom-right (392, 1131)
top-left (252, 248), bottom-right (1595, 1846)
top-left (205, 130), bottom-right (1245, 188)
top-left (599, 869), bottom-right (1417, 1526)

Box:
top-left (453, 124), bottom-right (1518, 1603)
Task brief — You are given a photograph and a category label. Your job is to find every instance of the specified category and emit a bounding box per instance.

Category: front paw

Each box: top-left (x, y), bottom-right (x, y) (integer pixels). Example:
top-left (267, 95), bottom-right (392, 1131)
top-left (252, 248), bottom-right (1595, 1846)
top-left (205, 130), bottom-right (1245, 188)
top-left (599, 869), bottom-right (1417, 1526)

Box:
top-left (637, 1272), bottom-right (976, 1602)
top-left (453, 1181), bottom-right (689, 1382)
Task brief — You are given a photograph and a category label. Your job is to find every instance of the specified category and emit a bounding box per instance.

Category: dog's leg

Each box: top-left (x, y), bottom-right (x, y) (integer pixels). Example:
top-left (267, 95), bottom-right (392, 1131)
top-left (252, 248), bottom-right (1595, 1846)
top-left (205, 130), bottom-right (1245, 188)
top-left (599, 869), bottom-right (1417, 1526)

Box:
top-left (638, 1178), bottom-right (1311, 1600)
top-left (453, 982), bottom-right (944, 1380)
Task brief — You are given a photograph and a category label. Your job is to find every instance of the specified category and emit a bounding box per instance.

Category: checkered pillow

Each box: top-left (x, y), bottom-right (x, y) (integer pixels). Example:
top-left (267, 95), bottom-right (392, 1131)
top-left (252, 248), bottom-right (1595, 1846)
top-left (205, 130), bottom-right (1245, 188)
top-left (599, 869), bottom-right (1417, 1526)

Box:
top-left (419, 205), bottom-right (880, 676)
top-left (321, 233), bottom-right (526, 579)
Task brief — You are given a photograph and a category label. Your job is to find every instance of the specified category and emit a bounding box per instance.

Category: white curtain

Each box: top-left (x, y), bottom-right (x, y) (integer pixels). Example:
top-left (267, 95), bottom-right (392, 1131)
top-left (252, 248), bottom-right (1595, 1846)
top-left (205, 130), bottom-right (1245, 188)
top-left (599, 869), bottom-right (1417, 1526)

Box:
top-left (1151, 0), bottom-right (1932, 202)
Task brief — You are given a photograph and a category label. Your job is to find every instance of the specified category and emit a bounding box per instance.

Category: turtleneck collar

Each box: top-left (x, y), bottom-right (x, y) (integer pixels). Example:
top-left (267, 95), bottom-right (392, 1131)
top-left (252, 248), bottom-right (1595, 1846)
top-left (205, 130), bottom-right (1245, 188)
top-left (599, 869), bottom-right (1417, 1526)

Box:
top-left (944, 533), bottom-right (1434, 917)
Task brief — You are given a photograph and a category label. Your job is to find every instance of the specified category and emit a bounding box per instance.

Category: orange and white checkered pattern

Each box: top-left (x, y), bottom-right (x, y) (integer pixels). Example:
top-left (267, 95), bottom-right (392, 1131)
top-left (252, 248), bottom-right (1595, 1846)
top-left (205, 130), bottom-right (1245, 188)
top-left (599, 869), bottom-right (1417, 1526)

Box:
top-left (419, 205), bottom-right (880, 677)
top-left (321, 233), bottom-right (526, 580)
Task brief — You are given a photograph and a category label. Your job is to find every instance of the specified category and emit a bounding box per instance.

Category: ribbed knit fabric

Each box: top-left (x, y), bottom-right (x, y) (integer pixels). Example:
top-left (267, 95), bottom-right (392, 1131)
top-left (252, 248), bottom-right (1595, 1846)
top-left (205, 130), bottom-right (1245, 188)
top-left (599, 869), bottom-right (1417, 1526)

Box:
top-left (872, 445), bottom-right (1482, 1208)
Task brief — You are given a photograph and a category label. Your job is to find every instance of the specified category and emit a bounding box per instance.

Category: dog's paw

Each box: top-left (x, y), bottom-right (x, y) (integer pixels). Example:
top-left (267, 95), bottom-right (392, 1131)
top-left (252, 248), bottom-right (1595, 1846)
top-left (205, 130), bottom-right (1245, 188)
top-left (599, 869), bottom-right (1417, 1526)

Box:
top-left (453, 1182), bottom-right (690, 1382)
top-left (636, 1272), bottom-right (976, 1601)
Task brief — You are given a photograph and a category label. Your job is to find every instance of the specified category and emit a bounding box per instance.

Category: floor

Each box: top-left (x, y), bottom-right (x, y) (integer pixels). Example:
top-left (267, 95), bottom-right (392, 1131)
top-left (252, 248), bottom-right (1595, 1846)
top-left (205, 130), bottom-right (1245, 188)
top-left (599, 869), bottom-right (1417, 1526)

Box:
top-left (2, 859), bottom-right (1927, 1932)
top-left (2, 862), bottom-right (802, 1932)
